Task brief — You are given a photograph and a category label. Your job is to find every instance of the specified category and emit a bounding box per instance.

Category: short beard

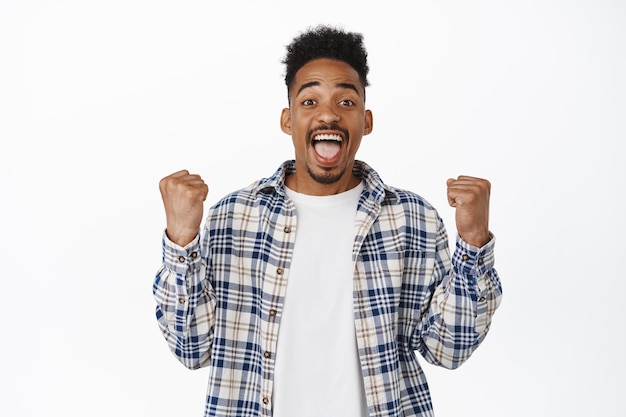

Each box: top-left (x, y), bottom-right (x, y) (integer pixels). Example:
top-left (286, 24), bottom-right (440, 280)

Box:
top-left (306, 165), bottom-right (347, 185)
top-left (305, 123), bottom-right (349, 185)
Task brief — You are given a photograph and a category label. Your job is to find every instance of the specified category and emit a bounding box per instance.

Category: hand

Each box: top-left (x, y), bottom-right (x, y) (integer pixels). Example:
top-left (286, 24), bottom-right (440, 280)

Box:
top-left (159, 170), bottom-right (209, 246)
top-left (446, 176), bottom-right (491, 247)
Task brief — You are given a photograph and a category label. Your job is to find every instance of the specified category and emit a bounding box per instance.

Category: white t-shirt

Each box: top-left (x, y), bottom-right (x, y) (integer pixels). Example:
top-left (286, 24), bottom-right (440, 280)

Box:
top-left (273, 182), bottom-right (368, 417)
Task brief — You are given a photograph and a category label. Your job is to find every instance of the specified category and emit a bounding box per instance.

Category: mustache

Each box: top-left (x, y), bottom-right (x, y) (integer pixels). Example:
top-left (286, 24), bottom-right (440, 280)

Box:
top-left (307, 123), bottom-right (350, 144)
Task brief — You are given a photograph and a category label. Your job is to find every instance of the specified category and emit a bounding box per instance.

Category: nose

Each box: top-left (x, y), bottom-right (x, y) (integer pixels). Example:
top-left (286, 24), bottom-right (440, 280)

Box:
top-left (317, 101), bottom-right (340, 124)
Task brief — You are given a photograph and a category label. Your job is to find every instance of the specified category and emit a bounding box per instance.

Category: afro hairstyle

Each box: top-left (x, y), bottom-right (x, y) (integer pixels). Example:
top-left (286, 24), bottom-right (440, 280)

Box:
top-left (282, 25), bottom-right (369, 99)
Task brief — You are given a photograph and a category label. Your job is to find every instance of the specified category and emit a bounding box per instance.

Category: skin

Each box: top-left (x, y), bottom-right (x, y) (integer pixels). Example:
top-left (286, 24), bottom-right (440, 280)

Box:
top-left (446, 175), bottom-right (491, 247)
top-left (159, 170), bottom-right (208, 246)
top-left (159, 58), bottom-right (491, 248)
top-left (280, 58), bottom-right (372, 196)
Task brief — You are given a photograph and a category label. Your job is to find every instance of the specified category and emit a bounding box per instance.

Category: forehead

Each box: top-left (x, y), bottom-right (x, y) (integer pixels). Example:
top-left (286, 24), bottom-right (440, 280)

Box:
top-left (292, 58), bottom-right (363, 94)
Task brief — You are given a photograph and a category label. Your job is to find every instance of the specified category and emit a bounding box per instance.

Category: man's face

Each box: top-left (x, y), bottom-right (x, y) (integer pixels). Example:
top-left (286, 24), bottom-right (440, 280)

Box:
top-left (281, 58), bottom-right (373, 195)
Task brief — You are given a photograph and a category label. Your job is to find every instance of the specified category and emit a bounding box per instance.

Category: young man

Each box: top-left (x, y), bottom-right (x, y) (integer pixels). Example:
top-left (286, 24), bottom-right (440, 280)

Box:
top-left (154, 25), bottom-right (502, 417)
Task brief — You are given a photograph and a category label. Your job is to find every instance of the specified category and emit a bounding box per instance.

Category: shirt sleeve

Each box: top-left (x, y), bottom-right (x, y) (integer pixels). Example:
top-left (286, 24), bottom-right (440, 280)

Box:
top-left (418, 229), bottom-right (503, 369)
top-left (152, 230), bottom-right (216, 370)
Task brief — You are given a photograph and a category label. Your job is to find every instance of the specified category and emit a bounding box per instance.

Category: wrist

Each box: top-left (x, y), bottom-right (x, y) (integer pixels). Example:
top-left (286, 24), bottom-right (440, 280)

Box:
top-left (165, 227), bottom-right (199, 247)
top-left (459, 230), bottom-right (490, 248)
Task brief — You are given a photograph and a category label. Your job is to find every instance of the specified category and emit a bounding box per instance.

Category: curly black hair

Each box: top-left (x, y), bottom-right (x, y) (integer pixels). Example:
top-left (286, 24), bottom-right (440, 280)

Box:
top-left (283, 25), bottom-right (369, 98)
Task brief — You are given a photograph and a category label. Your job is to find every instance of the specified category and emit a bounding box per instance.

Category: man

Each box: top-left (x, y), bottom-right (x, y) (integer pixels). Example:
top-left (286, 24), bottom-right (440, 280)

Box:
top-left (154, 25), bottom-right (502, 417)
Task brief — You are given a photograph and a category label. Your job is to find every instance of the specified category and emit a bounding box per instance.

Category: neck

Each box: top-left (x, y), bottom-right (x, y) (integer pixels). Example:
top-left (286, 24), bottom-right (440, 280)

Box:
top-left (285, 172), bottom-right (361, 196)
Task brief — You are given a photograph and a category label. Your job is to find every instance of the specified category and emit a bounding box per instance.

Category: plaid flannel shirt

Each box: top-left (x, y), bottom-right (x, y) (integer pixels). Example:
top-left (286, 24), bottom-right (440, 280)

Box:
top-left (153, 160), bottom-right (502, 417)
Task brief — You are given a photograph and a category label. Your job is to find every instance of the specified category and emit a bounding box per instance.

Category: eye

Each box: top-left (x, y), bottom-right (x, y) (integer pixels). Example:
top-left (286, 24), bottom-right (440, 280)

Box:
top-left (302, 99), bottom-right (316, 106)
top-left (339, 99), bottom-right (355, 106)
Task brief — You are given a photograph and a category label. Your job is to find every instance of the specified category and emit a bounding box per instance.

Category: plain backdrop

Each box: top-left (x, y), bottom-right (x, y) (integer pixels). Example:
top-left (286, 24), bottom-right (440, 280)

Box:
top-left (1, 1), bottom-right (624, 416)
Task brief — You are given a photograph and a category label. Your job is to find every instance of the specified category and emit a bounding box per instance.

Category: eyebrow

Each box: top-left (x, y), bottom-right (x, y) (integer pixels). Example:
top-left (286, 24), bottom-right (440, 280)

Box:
top-left (295, 81), bottom-right (361, 97)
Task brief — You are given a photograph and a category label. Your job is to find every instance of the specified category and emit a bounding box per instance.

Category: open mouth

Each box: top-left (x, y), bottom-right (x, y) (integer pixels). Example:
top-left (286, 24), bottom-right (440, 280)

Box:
top-left (312, 133), bottom-right (343, 160)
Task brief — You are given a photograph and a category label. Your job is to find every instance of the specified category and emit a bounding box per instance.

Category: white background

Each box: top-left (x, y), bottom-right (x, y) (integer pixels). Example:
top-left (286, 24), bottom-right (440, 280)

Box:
top-left (1, 1), bottom-right (624, 416)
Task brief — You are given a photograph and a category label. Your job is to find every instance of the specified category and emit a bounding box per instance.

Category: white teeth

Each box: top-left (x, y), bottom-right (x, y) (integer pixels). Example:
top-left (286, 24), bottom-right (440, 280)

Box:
top-left (313, 133), bottom-right (342, 142)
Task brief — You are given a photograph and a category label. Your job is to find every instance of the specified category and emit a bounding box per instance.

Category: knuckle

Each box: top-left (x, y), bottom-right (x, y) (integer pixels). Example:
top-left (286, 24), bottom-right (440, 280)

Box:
top-left (159, 177), bottom-right (173, 192)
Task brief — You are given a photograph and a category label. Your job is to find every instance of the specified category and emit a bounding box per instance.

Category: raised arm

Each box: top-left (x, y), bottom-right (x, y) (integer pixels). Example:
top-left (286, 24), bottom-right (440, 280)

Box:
top-left (417, 175), bottom-right (502, 368)
top-left (153, 170), bottom-right (216, 370)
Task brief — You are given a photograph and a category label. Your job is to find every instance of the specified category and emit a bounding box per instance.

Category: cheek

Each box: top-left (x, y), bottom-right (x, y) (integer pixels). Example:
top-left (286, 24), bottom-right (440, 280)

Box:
top-left (291, 117), bottom-right (312, 137)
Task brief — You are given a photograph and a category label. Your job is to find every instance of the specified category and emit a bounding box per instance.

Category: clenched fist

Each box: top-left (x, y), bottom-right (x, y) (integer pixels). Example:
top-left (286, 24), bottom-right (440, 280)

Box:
top-left (446, 176), bottom-right (491, 247)
top-left (159, 170), bottom-right (209, 246)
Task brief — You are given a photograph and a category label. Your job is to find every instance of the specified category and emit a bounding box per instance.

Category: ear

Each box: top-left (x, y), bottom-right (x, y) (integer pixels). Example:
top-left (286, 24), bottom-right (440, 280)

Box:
top-left (363, 109), bottom-right (373, 135)
top-left (280, 108), bottom-right (292, 135)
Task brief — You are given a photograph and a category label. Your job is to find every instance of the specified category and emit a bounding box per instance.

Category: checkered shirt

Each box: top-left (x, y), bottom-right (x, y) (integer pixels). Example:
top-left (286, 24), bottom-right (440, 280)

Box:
top-left (153, 160), bottom-right (502, 417)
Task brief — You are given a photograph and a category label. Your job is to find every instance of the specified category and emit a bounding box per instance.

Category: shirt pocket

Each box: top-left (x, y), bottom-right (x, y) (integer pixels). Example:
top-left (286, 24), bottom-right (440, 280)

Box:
top-left (355, 250), bottom-right (405, 318)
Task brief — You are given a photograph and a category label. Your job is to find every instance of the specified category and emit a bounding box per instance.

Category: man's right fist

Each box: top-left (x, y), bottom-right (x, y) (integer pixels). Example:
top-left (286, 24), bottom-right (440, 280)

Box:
top-left (159, 170), bottom-right (209, 246)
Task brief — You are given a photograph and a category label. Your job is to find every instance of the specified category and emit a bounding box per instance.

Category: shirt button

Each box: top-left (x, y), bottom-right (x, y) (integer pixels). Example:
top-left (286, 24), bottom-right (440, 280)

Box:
top-left (269, 309), bottom-right (277, 317)
top-left (178, 255), bottom-right (186, 263)
top-left (190, 251), bottom-right (198, 259)
top-left (264, 351), bottom-right (271, 359)
top-left (178, 297), bottom-right (186, 304)
top-left (478, 257), bottom-right (484, 265)
top-left (276, 268), bottom-right (284, 275)
top-left (462, 254), bottom-right (470, 261)
top-left (284, 226), bottom-right (292, 233)
top-left (478, 296), bottom-right (486, 302)
top-left (262, 397), bottom-right (270, 405)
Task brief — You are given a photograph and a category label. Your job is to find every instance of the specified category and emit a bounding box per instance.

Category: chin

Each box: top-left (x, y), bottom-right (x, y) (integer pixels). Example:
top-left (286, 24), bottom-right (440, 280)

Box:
top-left (307, 165), bottom-right (346, 185)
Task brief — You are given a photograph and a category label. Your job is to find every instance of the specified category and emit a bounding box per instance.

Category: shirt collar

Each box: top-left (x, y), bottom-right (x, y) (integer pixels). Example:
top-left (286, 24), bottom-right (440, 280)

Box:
top-left (254, 160), bottom-right (399, 204)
